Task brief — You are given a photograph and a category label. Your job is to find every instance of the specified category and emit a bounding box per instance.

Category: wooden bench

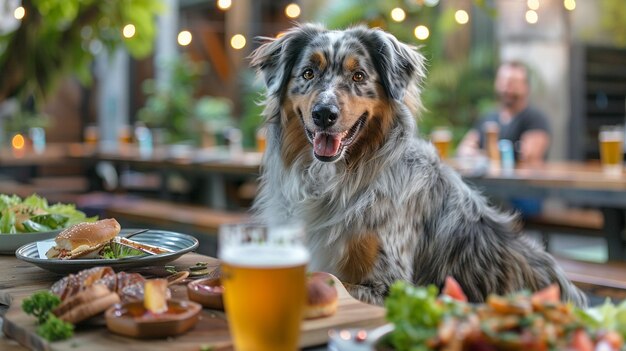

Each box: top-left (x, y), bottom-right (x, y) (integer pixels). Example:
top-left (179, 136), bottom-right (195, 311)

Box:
top-left (523, 208), bottom-right (604, 250)
top-left (556, 256), bottom-right (626, 301)
top-left (104, 197), bottom-right (250, 235)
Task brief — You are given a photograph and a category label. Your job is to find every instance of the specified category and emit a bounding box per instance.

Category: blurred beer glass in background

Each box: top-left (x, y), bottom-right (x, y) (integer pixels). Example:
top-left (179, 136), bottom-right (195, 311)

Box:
top-left (118, 124), bottom-right (133, 145)
top-left (84, 125), bottom-right (99, 145)
top-left (219, 221), bottom-right (309, 351)
top-left (599, 125), bottom-right (624, 176)
top-left (431, 127), bottom-right (452, 159)
top-left (256, 127), bottom-right (267, 153)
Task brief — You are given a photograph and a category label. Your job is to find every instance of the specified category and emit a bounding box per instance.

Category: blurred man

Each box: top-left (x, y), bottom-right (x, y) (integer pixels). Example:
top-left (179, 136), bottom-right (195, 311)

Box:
top-left (457, 61), bottom-right (551, 165)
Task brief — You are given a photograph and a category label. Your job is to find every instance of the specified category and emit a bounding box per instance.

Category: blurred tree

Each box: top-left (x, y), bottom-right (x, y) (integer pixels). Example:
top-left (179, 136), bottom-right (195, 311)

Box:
top-left (0, 0), bottom-right (162, 107)
top-left (317, 0), bottom-right (497, 147)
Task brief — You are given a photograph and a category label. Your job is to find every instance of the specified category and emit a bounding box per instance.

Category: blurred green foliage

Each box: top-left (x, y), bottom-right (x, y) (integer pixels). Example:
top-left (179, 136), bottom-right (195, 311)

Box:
top-left (137, 55), bottom-right (233, 144)
top-left (238, 70), bottom-right (265, 149)
top-left (0, 0), bottom-right (163, 107)
top-left (602, 0), bottom-right (626, 47)
top-left (318, 0), bottom-right (497, 147)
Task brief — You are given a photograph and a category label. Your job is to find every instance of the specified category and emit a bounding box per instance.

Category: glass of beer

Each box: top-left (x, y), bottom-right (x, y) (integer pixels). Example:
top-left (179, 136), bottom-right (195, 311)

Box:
top-left (256, 127), bottom-right (267, 153)
top-left (431, 127), bottom-right (452, 159)
top-left (84, 125), bottom-right (99, 145)
top-left (219, 221), bottom-right (309, 351)
top-left (599, 125), bottom-right (624, 176)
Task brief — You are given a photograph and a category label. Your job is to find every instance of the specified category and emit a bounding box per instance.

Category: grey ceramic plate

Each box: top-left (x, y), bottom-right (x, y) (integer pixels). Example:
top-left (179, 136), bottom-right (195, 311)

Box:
top-left (15, 229), bottom-right (199, 274)
top-left (0, 230), bottom-right (62, 255)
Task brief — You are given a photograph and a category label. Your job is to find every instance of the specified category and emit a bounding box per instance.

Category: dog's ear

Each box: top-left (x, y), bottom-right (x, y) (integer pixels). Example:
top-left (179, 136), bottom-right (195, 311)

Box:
top-left (355, 28), bottom-right (426, 101)
top-left (250, 24), bottom-right (323, 100)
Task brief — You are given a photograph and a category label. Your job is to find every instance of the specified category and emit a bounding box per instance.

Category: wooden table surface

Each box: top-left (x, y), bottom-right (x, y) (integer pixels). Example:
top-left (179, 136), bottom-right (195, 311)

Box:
top-left (0, 253), bottom-right (386, 351)
top-left (457, 161), bottom-right (626, 260)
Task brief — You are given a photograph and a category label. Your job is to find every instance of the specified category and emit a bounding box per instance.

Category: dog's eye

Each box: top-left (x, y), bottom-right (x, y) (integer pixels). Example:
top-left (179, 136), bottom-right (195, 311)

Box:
top-left (302, 69), bottom-right (315, 80)
top-left (352, 71), bottom-right (365, 82)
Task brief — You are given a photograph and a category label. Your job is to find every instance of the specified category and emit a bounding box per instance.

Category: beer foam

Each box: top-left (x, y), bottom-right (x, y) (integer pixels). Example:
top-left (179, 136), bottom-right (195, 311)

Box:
top-left (220, 245), bottom-right (310, 268)
top-left (600, 130), bottom-right (624, 142)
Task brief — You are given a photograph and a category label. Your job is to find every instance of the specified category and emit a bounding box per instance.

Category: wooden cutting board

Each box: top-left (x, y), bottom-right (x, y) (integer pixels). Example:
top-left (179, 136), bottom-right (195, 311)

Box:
top-left (1, 253), bottom-right (386, 351)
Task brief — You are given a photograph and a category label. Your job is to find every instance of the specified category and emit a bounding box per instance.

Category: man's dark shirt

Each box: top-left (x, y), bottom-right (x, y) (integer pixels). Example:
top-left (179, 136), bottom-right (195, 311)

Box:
top-left (475, 106), bottom-right (550, 161)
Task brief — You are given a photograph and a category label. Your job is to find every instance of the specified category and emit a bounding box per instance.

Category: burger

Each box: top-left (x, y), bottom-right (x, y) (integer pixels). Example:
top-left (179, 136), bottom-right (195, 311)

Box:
top-left (46, 218), bottom-right (121, 259)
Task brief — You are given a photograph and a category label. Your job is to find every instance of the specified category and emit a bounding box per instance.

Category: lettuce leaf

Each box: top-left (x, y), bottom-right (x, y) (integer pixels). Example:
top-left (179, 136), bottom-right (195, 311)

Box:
top-left (385, 281), bottom-right (444, 351)
top-left (0, 194), bottom-right (21, 212)
top-left (0, 194), bottom-right (97, 233)
top-left (0, 210), bottom-right (16, 233)
top-left (574, 298), bottom-right (626, 339)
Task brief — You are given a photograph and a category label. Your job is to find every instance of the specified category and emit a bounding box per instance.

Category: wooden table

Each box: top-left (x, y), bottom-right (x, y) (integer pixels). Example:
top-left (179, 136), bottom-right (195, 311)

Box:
top-left (461, 161), bottom-right (626, 260)
top-left (65, 143), bottom-right (262, 209)
top-left (0, 253), bottom-right (386, 351)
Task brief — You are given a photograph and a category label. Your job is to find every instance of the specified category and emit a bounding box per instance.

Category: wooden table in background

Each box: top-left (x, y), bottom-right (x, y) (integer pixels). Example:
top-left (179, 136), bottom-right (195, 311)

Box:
top-left (0, 253), bottom-right (386, 351)
top-left (65, 143), bottom-right (262, 209)
top-left (461, 161), bottom-right (626, 260)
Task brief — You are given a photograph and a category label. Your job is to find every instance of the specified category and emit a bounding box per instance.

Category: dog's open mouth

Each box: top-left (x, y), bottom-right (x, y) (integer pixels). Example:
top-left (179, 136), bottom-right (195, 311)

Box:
top-left (305, 113), bottom-right (367, 162)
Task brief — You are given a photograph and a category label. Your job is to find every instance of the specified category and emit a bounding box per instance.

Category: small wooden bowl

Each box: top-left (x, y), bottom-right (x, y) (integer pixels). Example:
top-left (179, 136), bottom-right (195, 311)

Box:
top-left (105, 299), bottom-right (201, 338)
top-left (187, 277), bottom-right (224, 310)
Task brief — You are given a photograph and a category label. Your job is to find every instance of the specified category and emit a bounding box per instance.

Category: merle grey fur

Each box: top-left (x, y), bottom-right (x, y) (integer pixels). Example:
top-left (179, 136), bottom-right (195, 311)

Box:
top-left (250, 24), bottom-right (587, 307)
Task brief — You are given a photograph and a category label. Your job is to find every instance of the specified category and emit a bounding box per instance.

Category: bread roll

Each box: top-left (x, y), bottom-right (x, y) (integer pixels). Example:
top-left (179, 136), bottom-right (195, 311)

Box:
top-left (46, 218), bottom-right (121, 259)
top-left (53, 284), bottom-right (120, 324)
top-left (305, 273), bottom-right (338, 319)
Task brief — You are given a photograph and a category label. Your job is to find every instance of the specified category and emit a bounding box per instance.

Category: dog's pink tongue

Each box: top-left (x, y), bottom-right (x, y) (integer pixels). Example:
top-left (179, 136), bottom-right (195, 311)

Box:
top-left (314, 134), bottom-right (342, 157)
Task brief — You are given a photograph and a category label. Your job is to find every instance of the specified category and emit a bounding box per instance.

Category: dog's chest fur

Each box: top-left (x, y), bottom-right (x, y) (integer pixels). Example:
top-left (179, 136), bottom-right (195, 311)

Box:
top-left (254, 123), bottom-right (441, 284)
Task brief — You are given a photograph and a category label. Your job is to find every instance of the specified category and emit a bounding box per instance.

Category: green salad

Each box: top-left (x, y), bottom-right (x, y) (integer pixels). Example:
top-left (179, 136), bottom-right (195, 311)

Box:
top-left (384, 280), bottom-right (626, 351)
top-left (0, 194), bottom-right (97, 234)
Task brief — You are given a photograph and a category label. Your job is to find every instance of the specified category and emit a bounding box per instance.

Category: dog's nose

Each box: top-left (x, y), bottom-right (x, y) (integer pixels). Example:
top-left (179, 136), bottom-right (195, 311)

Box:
top-left (312, 105), bottom-right (339, 128)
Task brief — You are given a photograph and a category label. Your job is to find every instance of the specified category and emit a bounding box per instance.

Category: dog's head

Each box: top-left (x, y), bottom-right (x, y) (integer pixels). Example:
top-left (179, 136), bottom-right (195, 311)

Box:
top-left (251, 24), bottom-right (425, 164)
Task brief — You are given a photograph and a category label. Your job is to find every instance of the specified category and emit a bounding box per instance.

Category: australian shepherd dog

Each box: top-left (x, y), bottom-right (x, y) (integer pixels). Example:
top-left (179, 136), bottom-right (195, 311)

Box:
top-left (250, 24), bottom-right (586, 306)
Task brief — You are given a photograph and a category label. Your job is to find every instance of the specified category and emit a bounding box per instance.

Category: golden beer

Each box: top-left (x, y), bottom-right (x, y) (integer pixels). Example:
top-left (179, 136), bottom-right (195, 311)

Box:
top-left (256, 128), bottom-right (267, 153)
top-left (485, 121), bottom-right (500, 163)
top-left (431, 128), bottom-right (452, 159)
top-left (84, 125), bottom-right (99, 145)
top-left (219, 223), bottom-right (309, 351)
top-left (599, 127), bottom-right (624, 176)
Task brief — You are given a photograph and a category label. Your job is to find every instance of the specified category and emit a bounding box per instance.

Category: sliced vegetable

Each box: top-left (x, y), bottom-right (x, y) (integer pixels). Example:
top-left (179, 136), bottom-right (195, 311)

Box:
top-left (442, 276), bottom-right (468, 302)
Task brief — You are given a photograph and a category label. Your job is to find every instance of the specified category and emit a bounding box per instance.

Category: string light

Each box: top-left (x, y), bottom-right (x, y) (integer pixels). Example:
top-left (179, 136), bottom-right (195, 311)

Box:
top-left (285, 3), bottom-right (301, 18)
top-left (527, 0), bottom-right (540, 10)
top-left (525, 10), bottom-right (538, 24)
top-left (390, 8), bottom-right (406, 22)
top-left (178, 30), bottom-right (192, 46)
top-left (14, 6), bottom-right (25, 20)
top-left (217, 0), bottom-right (232, 10)
top-left (122, 24), bottom-right (136, 38)
top-left (564, 0), bottom-right (576, 10)
top-left (12, 134), bottom-right (25, 150)
top-left (230, 34), bottom-right (246, 49)
top-left (454, 10), bottom-right (469, 24)
top-left (414, 25), bottom-right (429, 40)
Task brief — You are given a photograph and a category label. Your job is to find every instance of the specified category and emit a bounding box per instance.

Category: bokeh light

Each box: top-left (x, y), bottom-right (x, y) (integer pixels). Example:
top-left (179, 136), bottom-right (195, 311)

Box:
top-left (14, 6), bottom-right (25, 20)
top-left (12, 134), bottom-right (25, 150)
top-left (455, 10), bottom-right (469, 24)
top-left (122, 24), bottom-right (136, 38)
top-left (414, 25), bottom-right (430, 40)
top-left (390, 8), bottom-right (406, 22)
top-left (217, 0), bottom-right (232, 10)
top-left (525, 10), bottom-right (538, 24)
top-left (527, 0), bottom-right (540, 10)
top-left (564, 0), bottom-right (576, 11)
top-left (285, 3), bottom-right (301, 19)
top-left (230, 34), bottom-right (246, 49)
top-left (178, 30), bottom-right (192, 46)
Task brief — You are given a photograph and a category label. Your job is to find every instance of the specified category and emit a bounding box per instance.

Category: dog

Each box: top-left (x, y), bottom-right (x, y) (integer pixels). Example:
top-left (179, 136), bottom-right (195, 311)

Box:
top-left (250, 24), bottom-right (587, 307)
